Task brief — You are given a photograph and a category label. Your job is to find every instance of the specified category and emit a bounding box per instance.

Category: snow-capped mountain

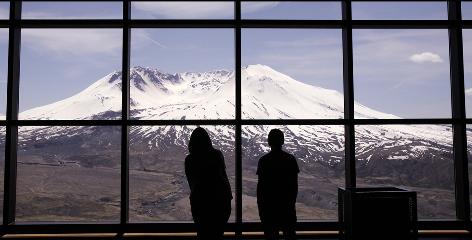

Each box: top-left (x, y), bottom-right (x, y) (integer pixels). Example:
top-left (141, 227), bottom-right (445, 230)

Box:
top-left (20, 64), bottom-right (401, 120)
top-left (9, 65), bottom-right (462, 221)
top-left (13, 65), bottom-right (453, 182)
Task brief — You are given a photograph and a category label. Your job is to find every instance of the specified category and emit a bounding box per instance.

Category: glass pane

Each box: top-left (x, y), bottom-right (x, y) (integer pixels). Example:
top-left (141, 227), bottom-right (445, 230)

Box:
top-left (352, 2), bottom-right (447, 20)
top-left (0, 28), bottom-right (7, 119)
top-left (243, 125), bottom-right (344, 221)
top-left (353, 29), bottom-right (451, 119)
top-left (131, 1), bottom-right (234, 19)
top-left (463, 2), bottom-right (472, 20)
top-left (19, 29), bottom-right (122, 120)
top-left (16, 126), bottom-right (121, 222)
top-left (242, 29), bottom-right (343, 119)
top-left (356, 125), bottom-right (454, 219)
top-left (0, 127), bottom-right (5, 224)
top-left (464, 30), bottom-right (472, 117)
top-left (129, 125), bottom-right (235, 222)
top-left (242, 1), bottom-right (341, 20)
top-left (0, 2), bottom-right (8, 19)
top-left (22, 1), bottom-right (122, 19)
top-left (130, 29), bottom-right (234, 120)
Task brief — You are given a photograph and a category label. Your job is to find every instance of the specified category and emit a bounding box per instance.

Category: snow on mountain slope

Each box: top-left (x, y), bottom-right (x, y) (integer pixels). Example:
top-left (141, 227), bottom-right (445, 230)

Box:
top-left (19, 64), bottom-right (397, 120)
top-left (19, 72), bottom-right (122, 120)
top-left (242, 64), bottom-right (397, 120)
top-left (16, 65), bottom-right (453, 164)
top-left (129, 66), bottom-right (235, 120)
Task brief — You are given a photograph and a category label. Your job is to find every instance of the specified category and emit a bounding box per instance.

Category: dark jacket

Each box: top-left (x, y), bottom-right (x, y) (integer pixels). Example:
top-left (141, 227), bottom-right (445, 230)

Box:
top-left (257, 149), bottom-right (299, 224)
top-left (185, 148), bottom-right (232, 223)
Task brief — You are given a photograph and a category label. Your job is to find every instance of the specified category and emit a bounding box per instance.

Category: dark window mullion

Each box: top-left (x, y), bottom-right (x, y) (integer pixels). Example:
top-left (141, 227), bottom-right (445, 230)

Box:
top-left (342, 0), bottom-right (356, 188)
top-left (121, 0), bottom-right (131, 227)
top-left (1, 0), bottom-right (469, 232)
top-left (448, 0), bottom-right (470, 221)
top-left (235, 0), bottom-right (242, 238)
top-left (4, 0), bottom-right (21, 226)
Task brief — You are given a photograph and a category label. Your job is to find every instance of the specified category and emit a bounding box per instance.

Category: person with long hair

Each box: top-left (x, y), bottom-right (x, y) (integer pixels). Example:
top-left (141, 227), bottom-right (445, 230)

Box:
top-left (185, 127), bottom-right (232, 240)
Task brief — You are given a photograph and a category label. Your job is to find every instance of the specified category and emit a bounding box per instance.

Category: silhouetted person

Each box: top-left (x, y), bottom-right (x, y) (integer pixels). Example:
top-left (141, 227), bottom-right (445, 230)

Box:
top-left (185, 127), bottom-right (232, 240)
top-left (257, 129), bottom-right (299, 240)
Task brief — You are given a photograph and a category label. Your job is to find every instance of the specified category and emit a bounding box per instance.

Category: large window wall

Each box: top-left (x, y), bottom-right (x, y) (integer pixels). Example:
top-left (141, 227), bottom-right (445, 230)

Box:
top-left (0, 0), bottom-right (470, 235)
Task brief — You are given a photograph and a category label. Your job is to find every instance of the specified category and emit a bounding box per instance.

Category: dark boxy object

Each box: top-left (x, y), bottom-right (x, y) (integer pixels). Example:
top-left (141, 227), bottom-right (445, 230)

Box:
top-left (338, 187), bottom-right (418, 240)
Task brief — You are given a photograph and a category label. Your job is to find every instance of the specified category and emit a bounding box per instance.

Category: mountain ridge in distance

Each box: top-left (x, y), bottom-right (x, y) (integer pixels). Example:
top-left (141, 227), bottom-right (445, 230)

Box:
top-left (14, 64), bottom-right (452, 166)
top-left (8, 64), bottom-right (457, 221)
top-left (18, 64), bottom-right (400, 120)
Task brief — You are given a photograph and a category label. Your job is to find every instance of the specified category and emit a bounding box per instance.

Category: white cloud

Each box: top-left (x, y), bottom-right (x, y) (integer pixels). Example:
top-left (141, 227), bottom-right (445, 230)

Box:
top-left (242, 2), bottom-right (279, 13)
top-left (22, 11), bottom-right (118, 19)
top-left (20, 2), bottom-right (122, 19)
top-left (409, 52), bottom-right (443, 63)
top-left (132, 29), bottom-right (167, 49)
top-left (132, 2), bottom-right (279, 19)
top-left (22, 29), bottom-right (167, 57)
top-left (22, 29), bottom-right (122, 56)
top-left (466, 88), bottom-right (472, 96)
top-left (352, 29), bottom-right (449, 88)
top-left (132, 2), bottom-right (234, 19)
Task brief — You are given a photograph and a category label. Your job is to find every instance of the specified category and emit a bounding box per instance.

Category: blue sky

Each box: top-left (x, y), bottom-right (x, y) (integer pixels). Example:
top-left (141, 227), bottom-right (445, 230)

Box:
top-left (242, 2), bottom-right (340, 20)
top-left (0, 1), bottom-right (470, 118)
top-left (353, 29), bottom-right (451, 118)
top-left (352, 2), bottom-right (447, 20)
top-left (464, 30), bottom-right (472, 117)
top-left (0, 1), bottom-right (7, 20)
top-left (22, 2), bottom-right (122, 19)
top-left (19, 28), bottom-right (123, 114)
top-left (242, 29), bottom-right (343, 91)
top-left (463, 2), bottom-right (472, 19)
top-left (131, 29), bottom-right (234, 73)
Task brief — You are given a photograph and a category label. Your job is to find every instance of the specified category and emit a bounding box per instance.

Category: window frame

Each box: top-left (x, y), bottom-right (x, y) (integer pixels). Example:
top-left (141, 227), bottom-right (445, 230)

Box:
top-left (0, 0), bottom-right (469, 236)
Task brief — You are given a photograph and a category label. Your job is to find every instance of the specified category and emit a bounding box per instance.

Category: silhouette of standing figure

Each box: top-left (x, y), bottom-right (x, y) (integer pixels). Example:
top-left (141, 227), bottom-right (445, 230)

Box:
top-left (257, 129), bottom-right (300, 240)
top-left (185, 127), bottom-right (232, 240)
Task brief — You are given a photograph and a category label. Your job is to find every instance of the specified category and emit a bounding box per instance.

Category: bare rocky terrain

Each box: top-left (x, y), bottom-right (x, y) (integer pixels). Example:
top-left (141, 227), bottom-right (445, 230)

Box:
top-left (0, 125), bottom-right (464, 222)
